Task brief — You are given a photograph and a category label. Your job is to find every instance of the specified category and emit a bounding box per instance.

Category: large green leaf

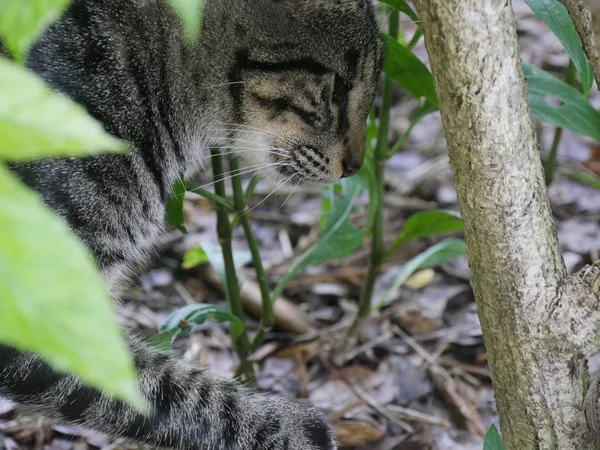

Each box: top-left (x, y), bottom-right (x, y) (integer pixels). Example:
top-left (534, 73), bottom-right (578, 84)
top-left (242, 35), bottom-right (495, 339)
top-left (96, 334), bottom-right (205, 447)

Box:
top-left (378, 0), bottom-right (419, 23)
top-left (375, 238), bottom-right (467, 309)
top-left (0, 58), bottom-right (124, 160)
top-left (524, 62), bottom-right (600, 142)
top-left (167, 0), bottom-right (204, 42)
top-left (0, 0), bottom-right (70, 61)
top-left (0, 165), bottom-right (141, 408)
top-left (383, 34), bottom-right (438, 107)
top-left (483, 424), bottom-right (505, 450)
top-left (524, 0), bottom-right (593, 95)
top-left (271, 180), bottom-right (364, 301)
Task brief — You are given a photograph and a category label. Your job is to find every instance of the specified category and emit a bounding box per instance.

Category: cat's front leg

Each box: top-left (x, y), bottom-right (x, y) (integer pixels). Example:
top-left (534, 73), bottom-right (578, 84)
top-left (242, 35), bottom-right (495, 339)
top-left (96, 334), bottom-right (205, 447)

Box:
top-left (0, 335), bottom-right (336, 450)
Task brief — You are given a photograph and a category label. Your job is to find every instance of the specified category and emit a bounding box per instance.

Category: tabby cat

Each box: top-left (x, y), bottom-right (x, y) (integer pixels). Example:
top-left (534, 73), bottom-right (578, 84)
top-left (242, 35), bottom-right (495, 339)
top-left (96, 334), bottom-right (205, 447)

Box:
top-left (0, 0), bottom-right (384, 448)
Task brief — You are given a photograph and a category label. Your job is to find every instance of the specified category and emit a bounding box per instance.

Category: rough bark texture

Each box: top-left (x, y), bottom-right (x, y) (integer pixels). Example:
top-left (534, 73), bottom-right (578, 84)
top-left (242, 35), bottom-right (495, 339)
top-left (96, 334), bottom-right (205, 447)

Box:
top-left (412, 0), bottom-right (600, 449)
top-left (560, 0), bottom-right (600, 89)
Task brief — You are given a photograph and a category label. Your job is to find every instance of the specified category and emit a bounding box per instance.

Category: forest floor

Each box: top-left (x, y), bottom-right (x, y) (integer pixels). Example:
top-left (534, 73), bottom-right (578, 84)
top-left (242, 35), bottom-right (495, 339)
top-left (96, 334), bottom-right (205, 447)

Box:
top-left (3, 2), bottom-right (600, 449)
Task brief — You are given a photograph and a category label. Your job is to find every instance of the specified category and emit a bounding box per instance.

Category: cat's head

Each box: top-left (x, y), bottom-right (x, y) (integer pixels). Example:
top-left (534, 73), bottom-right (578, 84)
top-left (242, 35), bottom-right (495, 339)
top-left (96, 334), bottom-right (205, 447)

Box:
top-left (201, 0), bottom-right (384, 184)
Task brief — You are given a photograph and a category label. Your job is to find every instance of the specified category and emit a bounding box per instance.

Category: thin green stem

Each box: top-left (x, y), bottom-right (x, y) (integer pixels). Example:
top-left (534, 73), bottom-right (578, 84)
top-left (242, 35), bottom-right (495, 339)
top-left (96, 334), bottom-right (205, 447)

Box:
top-left (210, 149), bottom-right (254, 382)
top-left (186, 183), bottom-right (234, 209)
top-left (228, 158), bottom-right (274, 350)
top-left (352, 8), bottom-right (399, 332)
top-left (545, 61), bottom-right (575, 186)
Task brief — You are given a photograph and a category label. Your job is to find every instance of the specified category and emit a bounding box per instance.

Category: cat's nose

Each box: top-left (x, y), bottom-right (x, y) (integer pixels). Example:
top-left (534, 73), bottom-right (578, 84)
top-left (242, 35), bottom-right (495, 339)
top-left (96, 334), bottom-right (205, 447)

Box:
top-left (341, 155), bottom-right (362, 178)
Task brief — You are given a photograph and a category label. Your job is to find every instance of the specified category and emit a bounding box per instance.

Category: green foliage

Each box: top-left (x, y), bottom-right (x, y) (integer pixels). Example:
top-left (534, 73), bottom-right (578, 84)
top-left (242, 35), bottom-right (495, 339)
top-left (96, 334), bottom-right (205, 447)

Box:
top-left (182, 247), bottom-right (209, 269)
top-left (385, 210), bottom-right (463, 261)
top-left (270, 176), bottom-right (365, 301)
top-left (0, 58), bottom-right (124, 160)
top-left (523, 62), bottom-right (600, 142)
top-left (524, 0), bottom-right (593, 95)
top-left (483, 424), bottom-right (505, 450)
top-left (167, 0), bottom-right (204, 42)
top-left (0, 165), bottom-right (142, 409)
top-left (0, 0), bottom-right (140, 408)
top-left (378, 0), bottom-right (418, 23)
top-left (0, 0), bottom-right (70, 61)
top-left (154, 303), bottom-right (245, 349)
top-left (375, 238), bottom-right (467, 310)
top-left (166, 177), bottom-right (188, 233)
top-left (382, 34), bottom-right (438, 107)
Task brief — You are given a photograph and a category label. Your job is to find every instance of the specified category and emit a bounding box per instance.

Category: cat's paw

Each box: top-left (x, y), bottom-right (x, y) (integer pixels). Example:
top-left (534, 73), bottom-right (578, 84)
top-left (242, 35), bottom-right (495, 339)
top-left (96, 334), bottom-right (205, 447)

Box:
top-left (250, 396), bottom-right (337, 450)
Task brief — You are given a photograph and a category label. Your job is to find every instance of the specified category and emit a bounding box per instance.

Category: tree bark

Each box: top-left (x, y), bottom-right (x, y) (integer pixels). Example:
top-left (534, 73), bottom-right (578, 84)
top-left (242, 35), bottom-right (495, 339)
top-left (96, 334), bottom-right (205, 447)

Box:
top-left (412, 0), bottom-right (600, 449)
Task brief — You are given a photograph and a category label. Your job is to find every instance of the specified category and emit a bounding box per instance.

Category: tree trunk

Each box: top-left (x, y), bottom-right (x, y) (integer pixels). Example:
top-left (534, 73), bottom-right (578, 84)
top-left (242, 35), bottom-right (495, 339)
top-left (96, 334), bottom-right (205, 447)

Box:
top-left (412, 0), bottom-right (600, 449)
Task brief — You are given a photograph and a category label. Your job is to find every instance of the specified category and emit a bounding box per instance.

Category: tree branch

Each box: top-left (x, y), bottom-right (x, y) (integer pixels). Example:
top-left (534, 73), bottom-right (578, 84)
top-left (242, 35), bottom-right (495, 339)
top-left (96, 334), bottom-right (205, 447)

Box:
top-left (559, 0), bottom-right (600, 89)
top-left (413, 0), bottom-right (600, 448)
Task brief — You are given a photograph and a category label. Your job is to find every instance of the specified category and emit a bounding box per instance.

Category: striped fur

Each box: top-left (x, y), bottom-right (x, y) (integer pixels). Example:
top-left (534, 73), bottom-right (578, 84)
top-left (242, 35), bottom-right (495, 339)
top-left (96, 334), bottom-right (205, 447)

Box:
top-left (2, 0), bottom-right (383, 448)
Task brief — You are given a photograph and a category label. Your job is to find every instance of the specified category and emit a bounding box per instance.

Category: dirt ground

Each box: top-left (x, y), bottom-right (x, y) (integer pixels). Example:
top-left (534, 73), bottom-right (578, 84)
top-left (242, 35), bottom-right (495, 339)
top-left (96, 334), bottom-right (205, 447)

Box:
top-left (3, 1), bottom-right (600, 449)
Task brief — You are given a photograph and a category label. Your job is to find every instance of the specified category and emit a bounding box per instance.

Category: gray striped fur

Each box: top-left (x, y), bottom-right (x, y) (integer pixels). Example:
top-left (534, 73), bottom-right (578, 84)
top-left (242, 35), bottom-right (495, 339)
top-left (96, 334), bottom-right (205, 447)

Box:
top-left (1, 0), bottom-right (383, 448)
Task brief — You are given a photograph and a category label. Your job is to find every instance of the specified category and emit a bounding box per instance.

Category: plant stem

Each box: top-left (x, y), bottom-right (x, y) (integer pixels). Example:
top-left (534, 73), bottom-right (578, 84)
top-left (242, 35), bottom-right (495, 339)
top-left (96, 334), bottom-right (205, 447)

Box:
top-left (228, 157), bottom-right (274, 349)
top-left (210, 149), bottom-right (254, 382)
top-left (186, 183), bottom-right (234, 209)
top-left (545, 61), bottom-right (575, 186)
top-left (353, 8), bottom-right (399, 327)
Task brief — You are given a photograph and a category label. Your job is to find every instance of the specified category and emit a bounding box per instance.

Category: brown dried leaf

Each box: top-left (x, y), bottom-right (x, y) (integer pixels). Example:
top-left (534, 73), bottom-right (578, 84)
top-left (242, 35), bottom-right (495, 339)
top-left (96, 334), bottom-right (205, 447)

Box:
top-left (332, 421), bottom-right (385, 447)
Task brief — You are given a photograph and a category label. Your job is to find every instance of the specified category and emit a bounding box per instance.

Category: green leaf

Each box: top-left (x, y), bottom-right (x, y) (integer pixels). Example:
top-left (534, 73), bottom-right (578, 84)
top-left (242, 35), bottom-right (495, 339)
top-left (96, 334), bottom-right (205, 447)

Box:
top-left (0, 58), bottom-right (125, 160)
top-left (385, 210), bottom-right (463, 262)
top-left (378, 0), bottom-right (419, 23)
top-left (182, 247), bottom-right (209, 269)
top-left (148, 331), bottom-right (174, 352)
top-left (271, 182), bottom-right (364, 301)
top-left (401, 210), bottom-right (463, 239)
top-left (160, 303), bottom-right (245, 337)
top-left (167, 0), bottom-right (204, 42)
top-left (166, 177), bottom-right (187, 233)
top-left (483, 424), bottom-right (505, 450)
top-left (524, 62), bottom-right (600, 142)
top-left (566, 168), bottom-right (600, 190)
top-left (0, 164), bottom-right (142, 409)
top-left (524, 0), bottom-right (593, 95)
top-left (0, 0), bottom-right (70, 61)
top-left (375, 238), bottom-right (467, 310)
top-left (383, 34), bottom-right (438, 107)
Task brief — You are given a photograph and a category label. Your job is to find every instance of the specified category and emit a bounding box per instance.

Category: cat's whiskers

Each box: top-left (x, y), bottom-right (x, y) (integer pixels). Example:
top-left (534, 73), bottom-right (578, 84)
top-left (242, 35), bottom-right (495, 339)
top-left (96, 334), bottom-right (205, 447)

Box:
top-left (188, 161), bottom-right (291, 192)
top-left (280, 174), bottom-right (303, 211)
top-left (244, 173), bottom-right (298, 216)
top-left (199, 148), bottom-right (290, 160)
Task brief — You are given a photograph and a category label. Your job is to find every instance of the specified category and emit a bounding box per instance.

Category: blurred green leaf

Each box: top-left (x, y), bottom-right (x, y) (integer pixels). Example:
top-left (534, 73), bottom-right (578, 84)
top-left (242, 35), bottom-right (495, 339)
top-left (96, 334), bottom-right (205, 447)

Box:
top-left (182, 247), bottom-right (209, 269)
top-left (378, 0), bottom-right (419, 23)
top-left (165, 177), bottom-right (187, 233)
top-left (385, 210), bottom-right (463, 262)
top-left (383, 34), bottom-right (438, 107)
top-left (271, 182), bottom-right (364, 301)
top-left (524, 0), bottom-right (593, 95)
top-left (483, 424), bottom-right (505, 450)
top-left (0, 164), bottom-right (142, 409)
top-left (376, 238), bottom-right (467, 309)
top-left (167, 0), bottom-right (204, 42)
top-left (0, 58), bottom-right (125, 160)
top-left (524, 62), bottom-right (600, 141)
top-left (160, 303), bottom-right (245, 337)
top-left (0, 0), bottom-right (70, 61)
top-left (401, 210), bottom-right (462, 239)
top-left (566, 168), bottom-right (600, 190)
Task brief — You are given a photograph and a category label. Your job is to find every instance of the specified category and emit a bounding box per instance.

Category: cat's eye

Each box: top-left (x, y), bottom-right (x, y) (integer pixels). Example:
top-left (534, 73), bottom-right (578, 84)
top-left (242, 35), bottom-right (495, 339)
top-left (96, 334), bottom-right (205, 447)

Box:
top-left (332, 74), bottom-right (350, 109)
